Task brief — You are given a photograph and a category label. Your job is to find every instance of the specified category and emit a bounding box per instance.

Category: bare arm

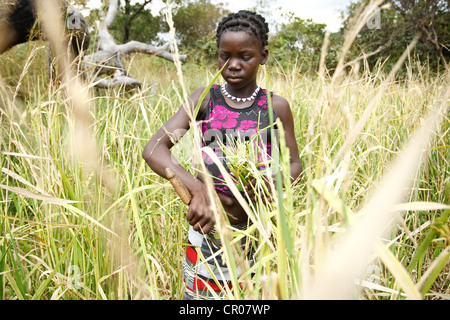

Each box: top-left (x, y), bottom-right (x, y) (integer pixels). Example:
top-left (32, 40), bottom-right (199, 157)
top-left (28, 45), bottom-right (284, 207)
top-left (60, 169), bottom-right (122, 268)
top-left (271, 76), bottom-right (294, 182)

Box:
top-left (244, 95), bottom-right (303, 201)
top-left (142, 87), bottom-right (216, 234)
top-left (272, 95), bottom-right (303, 182)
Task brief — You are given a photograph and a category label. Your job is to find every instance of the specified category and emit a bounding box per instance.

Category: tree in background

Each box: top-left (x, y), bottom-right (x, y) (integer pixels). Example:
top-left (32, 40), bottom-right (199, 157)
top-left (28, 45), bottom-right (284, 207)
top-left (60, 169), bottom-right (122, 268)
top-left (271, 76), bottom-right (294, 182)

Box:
top-left (79, 0), bottom-right (186, 89)
top-left (268, 14), bottom-right (331, 73)
top-left (166, 0), bottom-right (229, 63)
top-left (391, 0), bottom-right (449, 68)
top-left (85, 0), bottom-right (164, 45)
top-left (77, 0), bottom-right (448, 75)
top-left (84, 0), bottom-right (228, 63)
top-left (341, 0), bottom-right (449, 74)
top-left (112, 0), bottom-right (162, 44)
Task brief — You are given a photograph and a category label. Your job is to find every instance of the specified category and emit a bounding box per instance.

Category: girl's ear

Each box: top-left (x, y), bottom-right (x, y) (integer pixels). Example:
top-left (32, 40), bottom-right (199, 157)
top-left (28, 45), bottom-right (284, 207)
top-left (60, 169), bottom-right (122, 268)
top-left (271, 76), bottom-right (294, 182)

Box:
top-left (260, 48), bottom-right (269, 65)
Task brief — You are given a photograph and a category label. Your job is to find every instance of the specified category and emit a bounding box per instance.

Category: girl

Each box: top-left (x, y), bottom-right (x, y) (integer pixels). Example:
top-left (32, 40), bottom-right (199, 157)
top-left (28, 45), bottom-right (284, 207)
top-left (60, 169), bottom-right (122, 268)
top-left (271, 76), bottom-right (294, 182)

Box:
top-left (142, 10), bottom-right (302, 300)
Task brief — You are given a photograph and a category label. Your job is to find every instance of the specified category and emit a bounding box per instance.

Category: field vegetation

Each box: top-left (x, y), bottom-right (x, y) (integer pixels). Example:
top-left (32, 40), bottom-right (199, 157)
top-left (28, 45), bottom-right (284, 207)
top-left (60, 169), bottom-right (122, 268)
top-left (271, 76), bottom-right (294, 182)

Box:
top-left (0, 0), bottom-right (448, 300)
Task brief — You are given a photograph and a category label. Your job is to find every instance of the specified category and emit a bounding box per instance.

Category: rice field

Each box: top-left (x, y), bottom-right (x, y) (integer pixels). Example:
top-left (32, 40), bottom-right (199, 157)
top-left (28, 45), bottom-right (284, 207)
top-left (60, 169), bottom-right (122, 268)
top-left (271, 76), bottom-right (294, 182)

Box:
top-left (0, 4), bottom-right (449, 300)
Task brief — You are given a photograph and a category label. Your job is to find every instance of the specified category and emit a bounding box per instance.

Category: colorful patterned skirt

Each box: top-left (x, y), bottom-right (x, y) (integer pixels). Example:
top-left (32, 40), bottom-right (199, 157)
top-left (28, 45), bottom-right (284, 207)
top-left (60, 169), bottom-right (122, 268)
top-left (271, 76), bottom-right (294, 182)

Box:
top-left (182, 223), bottom-right (254, 300)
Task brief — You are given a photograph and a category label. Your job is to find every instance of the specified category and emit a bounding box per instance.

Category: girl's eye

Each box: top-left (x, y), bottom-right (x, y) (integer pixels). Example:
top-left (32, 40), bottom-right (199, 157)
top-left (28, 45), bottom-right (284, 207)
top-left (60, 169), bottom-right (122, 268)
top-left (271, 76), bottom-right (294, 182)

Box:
top-left (242, 56), bottom-right (253, 62)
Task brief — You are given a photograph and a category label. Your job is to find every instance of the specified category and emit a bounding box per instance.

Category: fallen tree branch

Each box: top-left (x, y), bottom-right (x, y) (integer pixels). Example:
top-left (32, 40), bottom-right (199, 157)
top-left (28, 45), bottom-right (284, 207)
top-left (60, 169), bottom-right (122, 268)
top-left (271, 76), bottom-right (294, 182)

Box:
top-left (84, 0), bottom-right (187, 89)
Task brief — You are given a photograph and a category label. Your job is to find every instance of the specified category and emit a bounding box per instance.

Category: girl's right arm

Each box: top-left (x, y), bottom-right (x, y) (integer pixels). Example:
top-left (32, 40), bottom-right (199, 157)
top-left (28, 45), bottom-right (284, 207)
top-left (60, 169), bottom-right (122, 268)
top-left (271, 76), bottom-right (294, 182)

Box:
top-left (142, 87), bottom-right (216, 234)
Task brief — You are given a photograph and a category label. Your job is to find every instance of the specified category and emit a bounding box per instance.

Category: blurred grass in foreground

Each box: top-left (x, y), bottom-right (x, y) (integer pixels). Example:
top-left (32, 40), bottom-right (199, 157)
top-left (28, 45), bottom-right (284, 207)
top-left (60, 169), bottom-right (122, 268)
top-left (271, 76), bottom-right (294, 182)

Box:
top-left (0, 0), bottom-right (449, 300)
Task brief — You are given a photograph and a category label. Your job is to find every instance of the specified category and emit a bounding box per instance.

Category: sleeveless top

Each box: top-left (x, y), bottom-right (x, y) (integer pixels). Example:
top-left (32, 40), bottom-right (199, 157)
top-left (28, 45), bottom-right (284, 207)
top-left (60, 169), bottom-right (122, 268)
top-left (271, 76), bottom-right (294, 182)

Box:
top-left (198, 84), bottom-right (278, 197)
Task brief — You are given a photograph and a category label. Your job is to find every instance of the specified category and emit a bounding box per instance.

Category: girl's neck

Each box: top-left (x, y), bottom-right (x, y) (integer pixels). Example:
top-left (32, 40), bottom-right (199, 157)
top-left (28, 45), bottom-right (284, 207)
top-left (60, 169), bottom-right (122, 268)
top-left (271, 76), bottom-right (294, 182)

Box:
top-left (224, 82), bottom-right (259, 98)
top-left (221, 83), bottom-right (261, 110)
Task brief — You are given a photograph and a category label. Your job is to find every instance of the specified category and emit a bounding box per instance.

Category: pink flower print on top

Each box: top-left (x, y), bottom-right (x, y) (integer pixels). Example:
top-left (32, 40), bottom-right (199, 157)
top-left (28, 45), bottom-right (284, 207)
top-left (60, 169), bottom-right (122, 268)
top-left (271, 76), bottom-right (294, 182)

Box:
top-left (201, 121), bottom-right (208, 134)
top-left (237, 120), bottom-right (258, 132)
top-left (210, 105), bottom-right (239, 130)
top-left (257, 90), bottom-right (268, 108)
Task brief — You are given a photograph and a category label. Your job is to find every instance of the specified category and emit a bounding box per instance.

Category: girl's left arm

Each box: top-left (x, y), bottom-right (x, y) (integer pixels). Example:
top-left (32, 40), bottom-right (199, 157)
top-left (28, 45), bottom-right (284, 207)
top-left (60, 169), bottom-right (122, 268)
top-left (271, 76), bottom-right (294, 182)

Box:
top-left (244, 95), bottom-right (302, 201)
top-left (272, 95), bottom-right (303, 182)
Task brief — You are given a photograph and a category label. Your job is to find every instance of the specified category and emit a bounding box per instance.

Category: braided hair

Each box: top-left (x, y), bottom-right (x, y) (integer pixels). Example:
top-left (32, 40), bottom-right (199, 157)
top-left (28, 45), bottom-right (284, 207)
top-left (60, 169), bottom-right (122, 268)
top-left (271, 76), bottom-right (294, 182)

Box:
top-left (216, 10), bottom-right (269, 49)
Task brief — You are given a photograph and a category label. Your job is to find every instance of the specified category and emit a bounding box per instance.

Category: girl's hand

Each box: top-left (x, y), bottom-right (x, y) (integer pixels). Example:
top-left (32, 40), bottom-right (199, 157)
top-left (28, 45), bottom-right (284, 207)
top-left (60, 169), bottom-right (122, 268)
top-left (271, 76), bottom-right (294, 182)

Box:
top-left (186, 186), bottom-right (215, 234)
top-left (244, 175), bottom-right (274, 203)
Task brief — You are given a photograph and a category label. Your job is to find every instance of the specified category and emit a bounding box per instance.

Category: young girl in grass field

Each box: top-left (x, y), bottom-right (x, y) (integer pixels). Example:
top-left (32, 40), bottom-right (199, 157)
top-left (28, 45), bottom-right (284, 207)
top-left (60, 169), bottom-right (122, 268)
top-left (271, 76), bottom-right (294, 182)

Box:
top-left (142, 10), bottom-right (302, 299)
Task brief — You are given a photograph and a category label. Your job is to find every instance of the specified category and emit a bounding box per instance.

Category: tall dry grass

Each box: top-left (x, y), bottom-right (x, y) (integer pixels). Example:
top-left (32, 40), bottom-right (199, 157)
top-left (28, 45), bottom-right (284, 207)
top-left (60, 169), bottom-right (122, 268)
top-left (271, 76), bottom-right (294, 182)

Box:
top-left (0, 0), bottom-right (448, 300)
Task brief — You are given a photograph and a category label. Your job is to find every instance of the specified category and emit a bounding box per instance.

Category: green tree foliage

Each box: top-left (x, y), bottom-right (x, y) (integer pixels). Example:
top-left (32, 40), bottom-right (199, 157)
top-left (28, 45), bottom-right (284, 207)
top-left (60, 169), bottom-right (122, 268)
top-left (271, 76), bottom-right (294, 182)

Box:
top-left (82, 0), bottom-right (448, 74)
top-left (166, 0), bottom-right (229, 63)
top-left (108, 0), bottom-right (163, 45)
top-left (342, 0), bottom-right (449, 74)
top-left (87, 0), bottom-right (228, 63)
top-left (268, 14), bottom-right (332, 73)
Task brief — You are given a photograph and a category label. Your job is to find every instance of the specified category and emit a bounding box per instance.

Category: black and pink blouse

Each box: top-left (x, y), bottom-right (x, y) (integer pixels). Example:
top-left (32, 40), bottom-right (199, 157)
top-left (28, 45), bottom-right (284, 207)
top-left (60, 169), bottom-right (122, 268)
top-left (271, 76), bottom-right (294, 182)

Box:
top-left (198, 84), bottom-right (278, 197)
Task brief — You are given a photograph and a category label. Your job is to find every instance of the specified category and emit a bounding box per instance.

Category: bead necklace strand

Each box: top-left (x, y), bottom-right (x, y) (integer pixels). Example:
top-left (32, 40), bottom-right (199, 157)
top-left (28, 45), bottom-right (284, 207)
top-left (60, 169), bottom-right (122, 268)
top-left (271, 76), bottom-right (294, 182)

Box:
top-left (221, 84), bottom-right (260, 102)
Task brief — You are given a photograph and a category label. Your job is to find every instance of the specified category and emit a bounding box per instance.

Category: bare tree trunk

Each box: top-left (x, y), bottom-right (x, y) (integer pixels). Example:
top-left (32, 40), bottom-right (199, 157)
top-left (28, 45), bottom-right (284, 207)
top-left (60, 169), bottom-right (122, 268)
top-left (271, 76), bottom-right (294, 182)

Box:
top-left (84, 0), bottom-right (187, 90)
top-left (420, 24), bottom-right (448, 68)
top-left (122, 0), bottom-right (151, 43)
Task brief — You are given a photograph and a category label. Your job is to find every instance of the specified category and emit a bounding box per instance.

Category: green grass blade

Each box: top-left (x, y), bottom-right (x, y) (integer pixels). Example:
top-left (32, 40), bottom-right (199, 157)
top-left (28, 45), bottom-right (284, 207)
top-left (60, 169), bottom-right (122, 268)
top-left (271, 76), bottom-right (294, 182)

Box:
top-left (193, 60), bottom-right (229, 120)
top-left (32, 238), bottom-right (75, 300)
top-left (418, 246), bottom-right (450, 296)
top-left (375, 242), bottom-right (422, 300)
top-left (408, 209), bottom-right (450, 273)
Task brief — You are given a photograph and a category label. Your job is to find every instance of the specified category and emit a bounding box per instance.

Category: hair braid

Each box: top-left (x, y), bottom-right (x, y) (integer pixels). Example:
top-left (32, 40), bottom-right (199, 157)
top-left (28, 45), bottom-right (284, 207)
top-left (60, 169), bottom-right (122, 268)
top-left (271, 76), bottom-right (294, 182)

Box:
top-left (216, 10), bottom-right (269, 48)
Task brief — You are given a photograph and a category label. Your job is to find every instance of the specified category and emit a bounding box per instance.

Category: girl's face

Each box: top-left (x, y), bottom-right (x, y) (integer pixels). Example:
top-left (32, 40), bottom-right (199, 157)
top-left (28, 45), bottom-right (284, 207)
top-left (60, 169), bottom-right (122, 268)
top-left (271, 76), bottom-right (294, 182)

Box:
top-left (218, 31), bottom-right (268, 92)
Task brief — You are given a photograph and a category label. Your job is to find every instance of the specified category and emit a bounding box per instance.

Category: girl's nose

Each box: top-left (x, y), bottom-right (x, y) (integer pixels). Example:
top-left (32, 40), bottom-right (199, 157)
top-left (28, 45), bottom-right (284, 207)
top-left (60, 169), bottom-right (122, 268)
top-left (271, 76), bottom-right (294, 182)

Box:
top-left (228, 58), bottom-right (240, 70)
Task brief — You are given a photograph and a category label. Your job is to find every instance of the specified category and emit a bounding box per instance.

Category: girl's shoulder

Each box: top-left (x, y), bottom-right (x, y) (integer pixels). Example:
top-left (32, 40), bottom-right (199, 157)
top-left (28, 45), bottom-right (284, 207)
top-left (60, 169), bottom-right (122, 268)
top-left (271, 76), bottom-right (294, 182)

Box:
top-left (270, 93), bottom-right (291, 118)
top-left (189, 86), bottom-right (210, 103)
top-left (187, 86), bottom-right (212, 120)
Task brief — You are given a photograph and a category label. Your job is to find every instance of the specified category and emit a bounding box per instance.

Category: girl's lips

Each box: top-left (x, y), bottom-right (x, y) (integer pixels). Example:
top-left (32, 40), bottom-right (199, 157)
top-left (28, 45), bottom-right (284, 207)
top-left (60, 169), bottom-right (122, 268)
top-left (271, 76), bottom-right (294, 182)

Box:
top-left (226, 77), bottom-right (242, 84)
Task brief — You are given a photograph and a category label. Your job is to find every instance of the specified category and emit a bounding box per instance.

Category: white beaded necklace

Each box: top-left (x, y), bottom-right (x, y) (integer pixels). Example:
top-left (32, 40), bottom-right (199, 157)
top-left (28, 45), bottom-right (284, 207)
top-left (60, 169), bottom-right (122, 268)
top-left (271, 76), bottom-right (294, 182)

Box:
top-left (221, 84), bottom-right (260, 103)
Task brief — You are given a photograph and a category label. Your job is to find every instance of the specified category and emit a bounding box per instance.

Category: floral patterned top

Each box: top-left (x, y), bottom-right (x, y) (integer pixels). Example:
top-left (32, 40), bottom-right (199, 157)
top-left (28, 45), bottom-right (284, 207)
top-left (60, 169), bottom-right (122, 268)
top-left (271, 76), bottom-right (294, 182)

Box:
top-left (199, 84), bottom-right (277, 197)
